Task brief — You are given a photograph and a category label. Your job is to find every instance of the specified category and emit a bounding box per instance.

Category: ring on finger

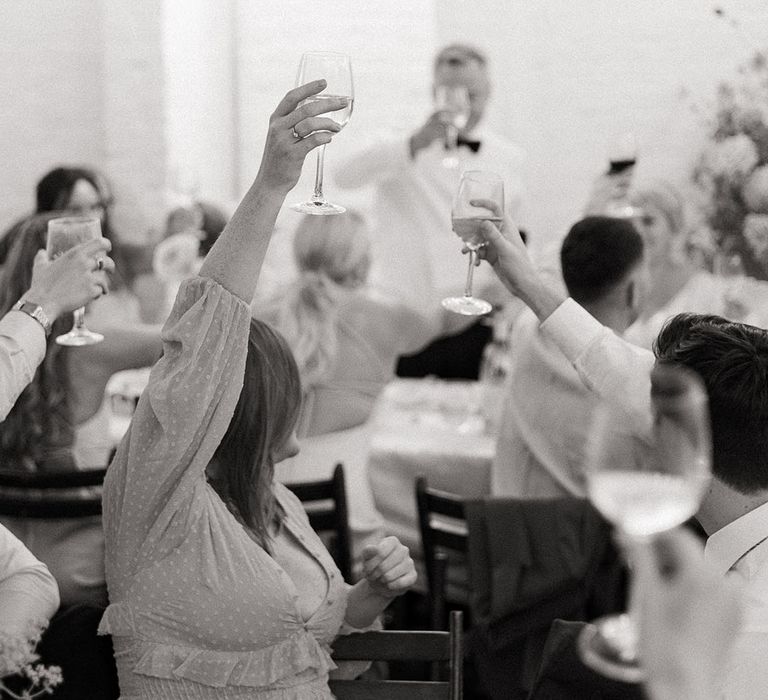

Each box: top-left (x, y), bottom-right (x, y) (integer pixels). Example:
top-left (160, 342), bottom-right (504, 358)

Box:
top-left (292, 127), bottom-right (301, 139)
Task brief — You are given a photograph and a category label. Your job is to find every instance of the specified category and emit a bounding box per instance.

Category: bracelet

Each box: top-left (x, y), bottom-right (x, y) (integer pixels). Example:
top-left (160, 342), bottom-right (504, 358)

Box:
top-left (12, 299), bottom-right (52, 337)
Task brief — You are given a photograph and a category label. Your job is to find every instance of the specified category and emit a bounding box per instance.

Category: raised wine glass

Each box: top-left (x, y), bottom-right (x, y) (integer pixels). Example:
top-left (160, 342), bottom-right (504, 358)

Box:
top-left (578, 363), bottom-right (711, 682)
top-left (435, 84), bottom-right (470, 169)
top-left (47, 216), bottom-right (105, 346)
top-left (291, 52), bottom-right (354, 215)
top-left (442, 170), bottom-right (503, 316)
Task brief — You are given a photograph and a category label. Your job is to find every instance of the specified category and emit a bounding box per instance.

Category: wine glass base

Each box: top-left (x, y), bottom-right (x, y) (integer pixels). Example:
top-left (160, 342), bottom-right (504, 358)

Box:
top-left (441, 295), bottom-right (492, 316)
top-left (55, 329), bottom-right (104, 346)
top-left (291, 200), bottom-right (346, 216)
top-left (577, 615), bottom-right (644, 684)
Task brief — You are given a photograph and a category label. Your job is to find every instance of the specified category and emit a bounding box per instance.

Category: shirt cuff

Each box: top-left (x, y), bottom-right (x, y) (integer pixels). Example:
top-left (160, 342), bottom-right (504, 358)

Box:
top-left (539, 298), bottom-right (606, 363)
top-left (0, 311), bottom-right (47, 365)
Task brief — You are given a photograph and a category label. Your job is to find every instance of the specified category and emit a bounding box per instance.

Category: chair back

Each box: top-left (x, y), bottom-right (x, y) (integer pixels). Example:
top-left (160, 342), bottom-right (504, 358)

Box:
top-left (415, 476), bottom-right (468, 629)
top-left (0, 468), bottom-right (106, 518)
top-left (284, 462), bottom-right (353, 582)
top-left (330, 610), bottom-right (464, 700)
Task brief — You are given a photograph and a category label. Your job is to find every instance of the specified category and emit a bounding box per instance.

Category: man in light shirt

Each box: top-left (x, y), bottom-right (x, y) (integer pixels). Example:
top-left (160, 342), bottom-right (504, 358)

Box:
top-left (476, 207), bottom-right (768, 699)
top-left (334, 43), bottom-right (526, 379)
top-left (492, 216), bottom-right (649, 498)
top-left (0, 236), bottom-right (113, 637)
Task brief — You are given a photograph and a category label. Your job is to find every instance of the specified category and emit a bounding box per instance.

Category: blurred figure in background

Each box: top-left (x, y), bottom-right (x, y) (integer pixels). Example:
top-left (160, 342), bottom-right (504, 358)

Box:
top-left (255, 212), bottom-right (454, 560)
top-left (625, 180), bottom-right (768, 348)
top-left (334, 43), bottom-right (526, 379)
top-left (134, 199), bottom-right (228, 324)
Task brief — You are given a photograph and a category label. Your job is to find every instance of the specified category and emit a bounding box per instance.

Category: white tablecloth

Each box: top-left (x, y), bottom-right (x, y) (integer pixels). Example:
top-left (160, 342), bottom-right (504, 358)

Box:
top-left (367, 378), bottom-right (497, 561)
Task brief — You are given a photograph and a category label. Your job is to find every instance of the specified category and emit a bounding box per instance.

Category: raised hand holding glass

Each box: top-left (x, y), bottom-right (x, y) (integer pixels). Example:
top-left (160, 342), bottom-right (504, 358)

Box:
top-left (47, 216), bottom-right (105, 346)
top-left (291, 52), bottom-right (353, 215)
top-left (578, 364), bottom-right (711, 682)
top-left (442, 171), bottom-right (504, 316)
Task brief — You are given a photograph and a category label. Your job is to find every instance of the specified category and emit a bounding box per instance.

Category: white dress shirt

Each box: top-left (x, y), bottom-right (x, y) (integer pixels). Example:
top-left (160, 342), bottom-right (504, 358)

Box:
top-left (705, 501), bottom-right (768, 700)
top-left (334, 130), bottom-right (526, 315)
top-left (0, 524), bottom-right (60, 637)
top-left (492, 300), bottom-right (654, 498)
top-left (519, 298), bottom-right (768, 699)
top-left (0, 310), bottom-right (46, 422)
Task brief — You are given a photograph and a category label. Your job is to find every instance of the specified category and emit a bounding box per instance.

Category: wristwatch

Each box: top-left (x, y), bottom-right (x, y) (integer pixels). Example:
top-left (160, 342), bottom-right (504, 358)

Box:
top-left (12, 300), bottom-right (52, 337)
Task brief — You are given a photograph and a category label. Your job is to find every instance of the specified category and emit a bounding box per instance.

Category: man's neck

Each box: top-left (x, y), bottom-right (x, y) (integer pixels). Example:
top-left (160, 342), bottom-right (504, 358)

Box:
top-left (697, 477), bottom-right (768, 535)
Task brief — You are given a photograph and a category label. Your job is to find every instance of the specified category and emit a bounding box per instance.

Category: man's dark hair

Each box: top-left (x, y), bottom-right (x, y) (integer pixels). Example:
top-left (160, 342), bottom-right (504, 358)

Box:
top-left (560, 216), bottom-right (644, 304)
top-left (654, 313), bottom-right (768, 494)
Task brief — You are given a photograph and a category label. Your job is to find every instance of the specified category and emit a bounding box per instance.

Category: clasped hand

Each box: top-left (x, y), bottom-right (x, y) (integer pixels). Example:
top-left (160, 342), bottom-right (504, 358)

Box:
top-left (361, 536), bottom-right (417, 599)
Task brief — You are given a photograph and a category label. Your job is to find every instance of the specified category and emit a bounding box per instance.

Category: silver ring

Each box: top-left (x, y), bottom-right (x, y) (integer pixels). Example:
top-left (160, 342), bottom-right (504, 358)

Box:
top-left (96, 258), bottom-right (105, 271)
top-left (292, 127), bottom-right (301, 139)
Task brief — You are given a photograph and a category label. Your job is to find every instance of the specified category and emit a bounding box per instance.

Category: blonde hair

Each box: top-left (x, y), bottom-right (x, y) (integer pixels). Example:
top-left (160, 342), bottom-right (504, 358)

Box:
top-left (266, 212), bottom-right (371, 389)
top-left (630, 180), bottom-right (687, 235)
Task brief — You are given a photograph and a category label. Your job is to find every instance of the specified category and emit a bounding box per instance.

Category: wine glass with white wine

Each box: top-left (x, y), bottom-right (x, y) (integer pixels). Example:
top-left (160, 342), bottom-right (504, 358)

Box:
top-left (291, 52), bottom-right (354, 215)
top-left (578, 363), bottom-right (711, 682)
top-left (442, 170), bottom-right (503, 316)
top-left (47, 216), bottom-right (105, 346)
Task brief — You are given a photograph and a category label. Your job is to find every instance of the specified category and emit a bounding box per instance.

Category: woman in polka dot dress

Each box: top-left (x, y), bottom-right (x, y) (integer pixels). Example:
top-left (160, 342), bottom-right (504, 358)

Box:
top-left (98, 82), bottom-right (417, 699)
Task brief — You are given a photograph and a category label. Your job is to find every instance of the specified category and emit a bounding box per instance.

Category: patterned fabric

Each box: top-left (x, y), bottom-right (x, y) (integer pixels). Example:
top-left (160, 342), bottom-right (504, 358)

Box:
top-left (100, 278), bottom-right (353, 699)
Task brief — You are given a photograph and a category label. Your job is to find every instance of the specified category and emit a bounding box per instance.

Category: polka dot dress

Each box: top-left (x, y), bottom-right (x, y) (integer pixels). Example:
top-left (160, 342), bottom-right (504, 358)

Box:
top-left (99, 279), bottom-right (353, 699)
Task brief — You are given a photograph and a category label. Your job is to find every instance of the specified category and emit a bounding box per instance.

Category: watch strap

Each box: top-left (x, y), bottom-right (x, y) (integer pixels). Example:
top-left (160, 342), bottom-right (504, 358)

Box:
top-left (12, 300), bottom-right (53, 337)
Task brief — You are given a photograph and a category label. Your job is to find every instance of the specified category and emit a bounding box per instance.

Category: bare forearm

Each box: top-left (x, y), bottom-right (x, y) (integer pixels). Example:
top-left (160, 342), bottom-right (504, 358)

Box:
top-left (344, 579), bottom-right (395, 629)
top-left (495, 264), bottom-right (565, 323)
top-left (199, 177), bottom-right (287, 302)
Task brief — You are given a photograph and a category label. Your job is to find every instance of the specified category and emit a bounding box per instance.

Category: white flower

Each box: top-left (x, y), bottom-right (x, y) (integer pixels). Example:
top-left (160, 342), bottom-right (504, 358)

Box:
top-left (701, 134), bottom-right (759, 180)
top-left (743, 213), bottom-right (768, 259)
top-left (152, 232), bottom-right (203, 283)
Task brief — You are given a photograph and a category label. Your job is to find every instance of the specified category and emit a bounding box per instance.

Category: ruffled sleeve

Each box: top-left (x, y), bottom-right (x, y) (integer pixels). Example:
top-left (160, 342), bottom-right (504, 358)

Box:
top-left (103, 277), bottom-right (251, 573)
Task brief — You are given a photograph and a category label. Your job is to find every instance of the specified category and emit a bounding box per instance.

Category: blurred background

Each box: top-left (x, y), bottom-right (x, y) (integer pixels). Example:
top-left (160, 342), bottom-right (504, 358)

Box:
top-left (2, 0), bottom-right (768, 254)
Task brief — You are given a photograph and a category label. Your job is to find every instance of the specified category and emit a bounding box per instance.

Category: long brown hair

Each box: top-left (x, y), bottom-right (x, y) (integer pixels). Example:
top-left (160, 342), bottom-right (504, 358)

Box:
top-left (209, 319), bottom-right (302, 550)
top-left (0, 213), bottom-right (76, 470)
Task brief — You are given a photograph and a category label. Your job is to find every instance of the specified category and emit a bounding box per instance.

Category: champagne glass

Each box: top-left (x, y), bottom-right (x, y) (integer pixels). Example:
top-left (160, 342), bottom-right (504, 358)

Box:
top-left (291, 52), bottom-right (354, 215)
top-left (442, 171), bottom-right (503, 316)
top-left (47, 216), bottom-right (105, 346)
top-left (435, 84), bottom-right (470, 168)
top-left (603, 132), bottom-right (638, 218)
top-left (578, 364), bottom-right (711, 682)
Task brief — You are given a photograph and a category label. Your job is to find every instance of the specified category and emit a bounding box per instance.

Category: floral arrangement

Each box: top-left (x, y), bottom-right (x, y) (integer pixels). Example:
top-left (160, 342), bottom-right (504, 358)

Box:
top-left (691, 49), bottom-right (768, 279)
top-left (0, 631), bottom-right (62, 699)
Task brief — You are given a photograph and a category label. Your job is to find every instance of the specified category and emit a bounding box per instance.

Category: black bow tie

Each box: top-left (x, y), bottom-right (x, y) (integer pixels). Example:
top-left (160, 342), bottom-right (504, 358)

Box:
top-left (456, 136), bottom-right (482, 153)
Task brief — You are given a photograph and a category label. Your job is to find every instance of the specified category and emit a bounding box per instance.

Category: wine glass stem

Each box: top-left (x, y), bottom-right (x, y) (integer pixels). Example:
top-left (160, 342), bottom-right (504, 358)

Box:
top-left (312, 144), bottom-right (327, 202)
top-left (464, 249), bottom-right (477, 297)
top-left (73, 307), bottom-right (86, 331)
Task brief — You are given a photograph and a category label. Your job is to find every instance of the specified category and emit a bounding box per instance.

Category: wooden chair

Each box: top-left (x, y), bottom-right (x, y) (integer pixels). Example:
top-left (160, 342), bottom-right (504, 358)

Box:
top-left (284, 463), bottom-right (353, 582)
top-left (330, 610), bottom-right (464, 700)
top-left (0, 468), bottom-right (107, 518)
top-left (415, 476), bottom-right (468, 630)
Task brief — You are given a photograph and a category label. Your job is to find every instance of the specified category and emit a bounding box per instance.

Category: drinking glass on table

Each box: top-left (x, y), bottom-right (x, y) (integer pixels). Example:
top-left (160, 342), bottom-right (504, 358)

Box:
top-left (578, 363), bottom-right (711, 683)
top-left (291, 51), bottom-right (354, 215)
top-left (442, 170), bottom-right (503, 316)
top-left (47, 216), bottom-right (105, 346)
top-left (435, 84), bottom-right (470, 169)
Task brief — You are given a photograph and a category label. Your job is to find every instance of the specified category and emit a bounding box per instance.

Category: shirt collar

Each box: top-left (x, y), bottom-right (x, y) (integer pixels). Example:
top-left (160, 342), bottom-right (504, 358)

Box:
top-left (705, 500), bottom-right (768, 576)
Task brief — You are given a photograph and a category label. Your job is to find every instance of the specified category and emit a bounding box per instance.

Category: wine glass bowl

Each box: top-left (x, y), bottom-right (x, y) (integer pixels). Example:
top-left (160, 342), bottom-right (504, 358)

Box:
top-left (46, 216), bottom-right (105, 346)
top-left (291, 52), bottom-right (354, 216)
top-left (578, 363), bottom-right (711, 681)
top-left (441, 171), bottom-right (503, 316)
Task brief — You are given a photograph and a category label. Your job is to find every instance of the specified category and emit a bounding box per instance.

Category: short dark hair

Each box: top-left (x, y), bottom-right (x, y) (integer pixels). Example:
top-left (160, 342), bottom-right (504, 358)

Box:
top-left (434, 43), bottom-right (487, 70)
top-left (560, 216), bottom-right (644, 304)
top-left (654, 313), bottom-right (768, 494)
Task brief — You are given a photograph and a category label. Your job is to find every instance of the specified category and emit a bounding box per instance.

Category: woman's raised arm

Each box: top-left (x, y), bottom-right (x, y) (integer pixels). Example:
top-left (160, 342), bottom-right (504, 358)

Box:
top-left (200, 81), bottom-right (349, 302)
